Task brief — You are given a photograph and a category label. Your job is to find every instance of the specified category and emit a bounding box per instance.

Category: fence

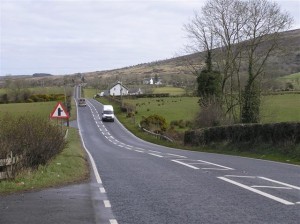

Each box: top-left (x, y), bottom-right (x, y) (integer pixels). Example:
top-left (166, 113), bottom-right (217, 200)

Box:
top-left (138, 124), bottom-right (173, 142)
top-left (0, 152), bottom-right (19, 180)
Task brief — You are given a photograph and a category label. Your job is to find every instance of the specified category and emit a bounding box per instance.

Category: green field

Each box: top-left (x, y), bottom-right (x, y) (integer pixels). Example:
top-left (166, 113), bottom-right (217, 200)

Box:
top-left (261, 94), bottom-right (300, 123)
top-left (121, 94), bottom-right (300, 126)
top-left (0, 99), bottom-right (77, 121)
top-left (0, 101), bottom-right (58, 118)
top-left (124, 97), bottom-right (199, 125)
top-left (152, 87), bottom-right (186, 95)
top-left (278, 72), bottom-right (300, 90)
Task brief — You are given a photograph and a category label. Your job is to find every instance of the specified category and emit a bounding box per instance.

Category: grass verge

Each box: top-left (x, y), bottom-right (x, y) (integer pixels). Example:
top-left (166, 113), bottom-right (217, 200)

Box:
top-left (0, 128), bottom-right (89, 195)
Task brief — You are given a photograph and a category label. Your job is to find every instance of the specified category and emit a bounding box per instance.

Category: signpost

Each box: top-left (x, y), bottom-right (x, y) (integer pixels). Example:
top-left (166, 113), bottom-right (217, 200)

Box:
top-left (50, 102), bottom-right (69, 119)
top-left (50, 102), bottom-right (70, 129)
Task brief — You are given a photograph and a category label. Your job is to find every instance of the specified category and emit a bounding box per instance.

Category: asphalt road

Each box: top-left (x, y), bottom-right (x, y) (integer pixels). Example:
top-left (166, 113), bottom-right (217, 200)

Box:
top-left (79, 98), bottom-right (300, 224)
top-left (1, 89), bottom-right (300, 223)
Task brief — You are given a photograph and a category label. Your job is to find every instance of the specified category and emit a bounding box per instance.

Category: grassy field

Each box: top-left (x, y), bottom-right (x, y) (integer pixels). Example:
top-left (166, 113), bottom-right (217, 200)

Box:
top-left (152, 86), bottom-right (186, 95)
top-left (261, 94), bottom-right (300, 123)
top-left (124, 97), bottom-right (199, 125)
top-left (0, 101), bottom-right (58, 119)
top-left (277, 72), bottom-right (300, 89)
top-left (0, 99), bottom-right (77, 121)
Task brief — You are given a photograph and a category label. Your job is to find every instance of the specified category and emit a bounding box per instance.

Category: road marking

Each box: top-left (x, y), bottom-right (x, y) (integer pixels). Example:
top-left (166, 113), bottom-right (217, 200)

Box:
top-left (218, 177), bottom-right (295, 205)
top-left (296, 202), bottom-right (300, 204)
top-left (134, 150), bottom-right (144, 153)
top-left (104, 200), bottom-right (111, 208)
top-left (100, 187), bottom-right (106, 193)
top-left (202, 168), bottom-right (231, 170)
top-left (166, 153), bottom-right (186, 158)
top-left (258, 177), bottom-right (300, 190)
top-left (197, 160), bottom-right (234, 170)
top-left (225, 175), bottom-right (256, 178)
top-left (110, 219), bottom-right (118, 224)
top-left (148, 153), bottom-right (163, 158)
top-left (251, 186), bottom-right (292, 189)
top-left (172, 160), bottom-right (200, 170)
top-left (149, 150), bottom-right (162, 154)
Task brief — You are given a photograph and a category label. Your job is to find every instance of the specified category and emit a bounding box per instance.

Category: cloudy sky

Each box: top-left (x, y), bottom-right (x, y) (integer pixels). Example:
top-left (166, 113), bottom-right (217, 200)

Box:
top-left (1, 0), bottom-right (299, 76)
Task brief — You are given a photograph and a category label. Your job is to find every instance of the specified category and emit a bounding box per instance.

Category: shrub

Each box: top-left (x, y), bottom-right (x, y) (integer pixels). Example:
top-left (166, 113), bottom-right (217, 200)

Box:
top-left (0, 114), bottom-right (67, 176)
top-left (140, 114), bottom-right (168, 134)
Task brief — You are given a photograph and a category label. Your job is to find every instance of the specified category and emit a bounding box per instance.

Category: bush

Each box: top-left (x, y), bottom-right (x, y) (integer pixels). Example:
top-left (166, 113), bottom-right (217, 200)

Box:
top-left (140, 114), bottom-right (168, 134)
top-left (0, 114), bottom-right (67, 176)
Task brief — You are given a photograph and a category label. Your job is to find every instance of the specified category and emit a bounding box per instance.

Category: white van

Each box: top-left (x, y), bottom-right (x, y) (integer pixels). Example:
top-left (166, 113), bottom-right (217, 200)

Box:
top-left (102, 105), bottom-right (114, 122)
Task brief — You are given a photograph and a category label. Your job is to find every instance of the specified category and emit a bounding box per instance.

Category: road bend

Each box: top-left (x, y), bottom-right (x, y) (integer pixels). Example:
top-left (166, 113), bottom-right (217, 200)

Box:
top-left (79, 98), bottom-right (300, 224)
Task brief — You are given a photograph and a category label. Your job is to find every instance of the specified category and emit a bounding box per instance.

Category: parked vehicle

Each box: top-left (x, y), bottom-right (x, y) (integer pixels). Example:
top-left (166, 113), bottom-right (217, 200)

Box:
top-left (102, 105), bottom-right (114, 122)
top-left (78, 98), bottom-right (87, 107)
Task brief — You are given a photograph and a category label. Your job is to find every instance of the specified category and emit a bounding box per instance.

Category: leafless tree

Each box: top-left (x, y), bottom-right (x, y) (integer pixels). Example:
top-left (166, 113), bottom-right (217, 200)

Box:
top-left (184, 0), bottom-right (293, 124)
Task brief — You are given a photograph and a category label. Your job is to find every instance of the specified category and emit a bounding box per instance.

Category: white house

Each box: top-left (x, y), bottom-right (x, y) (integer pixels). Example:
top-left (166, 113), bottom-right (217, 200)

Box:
top-left (109, 81), bottom-right (129, 96)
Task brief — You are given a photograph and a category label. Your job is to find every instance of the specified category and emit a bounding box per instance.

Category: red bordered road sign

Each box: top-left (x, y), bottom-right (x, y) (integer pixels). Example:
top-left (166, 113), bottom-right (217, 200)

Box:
top-left (50, 102), bottom-right (69, 119)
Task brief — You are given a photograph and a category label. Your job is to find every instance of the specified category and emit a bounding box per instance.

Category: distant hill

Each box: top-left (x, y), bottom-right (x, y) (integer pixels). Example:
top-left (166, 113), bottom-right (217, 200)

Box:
top-left (3, 29), bottom-right (299, 89)
top-left (83, 29), bottom-right (300, 85)
top-left (32, 73), bottom-right (52, 77)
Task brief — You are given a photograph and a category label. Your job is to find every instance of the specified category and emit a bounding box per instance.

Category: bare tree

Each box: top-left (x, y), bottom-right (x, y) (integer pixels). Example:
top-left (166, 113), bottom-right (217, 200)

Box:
top-left (240, 0), bottom-right (293, 122)
top-left (184, 0), bottom-right (293, 124)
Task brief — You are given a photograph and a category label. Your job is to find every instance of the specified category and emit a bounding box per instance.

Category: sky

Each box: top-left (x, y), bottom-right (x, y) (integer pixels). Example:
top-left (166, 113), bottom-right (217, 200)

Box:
top-left (0, 0), bottom-right (299, 76)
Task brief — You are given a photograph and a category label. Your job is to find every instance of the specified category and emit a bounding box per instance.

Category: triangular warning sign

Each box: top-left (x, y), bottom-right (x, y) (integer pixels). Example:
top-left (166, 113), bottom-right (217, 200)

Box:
top-left (50, 102), bottom-right (69, 119)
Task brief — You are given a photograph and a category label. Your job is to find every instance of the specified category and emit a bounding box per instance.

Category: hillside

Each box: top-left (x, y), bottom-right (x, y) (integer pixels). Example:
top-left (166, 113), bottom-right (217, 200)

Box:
top-left (82, 29), bottom-right (300, 86)
top-left (1, 29), bottom-right (299, 89)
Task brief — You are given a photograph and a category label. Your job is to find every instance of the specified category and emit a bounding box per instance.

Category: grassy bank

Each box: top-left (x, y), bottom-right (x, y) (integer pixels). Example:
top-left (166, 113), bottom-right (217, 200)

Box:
top-left (0, 128), bottom-right (89, 195)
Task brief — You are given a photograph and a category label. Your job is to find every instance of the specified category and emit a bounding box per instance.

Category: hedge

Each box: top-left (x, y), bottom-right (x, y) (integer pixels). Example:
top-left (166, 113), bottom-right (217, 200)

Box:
top-left (184, 122), bottom-right (300, 146)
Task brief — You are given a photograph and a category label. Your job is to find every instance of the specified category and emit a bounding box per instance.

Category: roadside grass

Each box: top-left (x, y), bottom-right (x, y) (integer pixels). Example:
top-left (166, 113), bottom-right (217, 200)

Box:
top-left (0, 98), bottom-right (83, 194)
top-left (0, 128), bottom-right (89, 195)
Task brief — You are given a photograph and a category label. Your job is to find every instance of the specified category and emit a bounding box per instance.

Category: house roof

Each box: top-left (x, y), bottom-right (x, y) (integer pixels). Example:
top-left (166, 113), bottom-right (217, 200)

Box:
top-left (109, 81), bottom-right (128, 90)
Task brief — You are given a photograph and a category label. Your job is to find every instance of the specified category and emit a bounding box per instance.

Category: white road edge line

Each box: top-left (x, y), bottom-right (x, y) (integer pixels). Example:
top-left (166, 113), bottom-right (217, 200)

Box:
top-left (110, 219), bottom-right (118, 224)
top-left (100, 187), bottom-right (106, 193)
top-left (218, 177), bottom-right (295, 205)
top-left (172, 160), bottom-right (200, 170)
top-left (104, 200), bottom-right (111, 208)
top-left (258, 177), bottom-right (300, 190)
